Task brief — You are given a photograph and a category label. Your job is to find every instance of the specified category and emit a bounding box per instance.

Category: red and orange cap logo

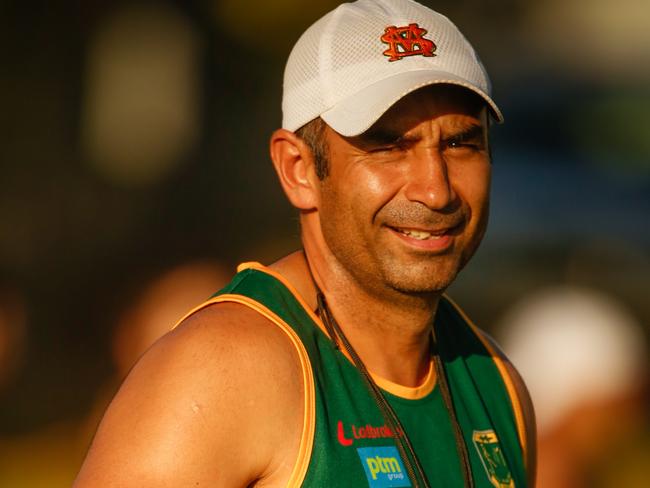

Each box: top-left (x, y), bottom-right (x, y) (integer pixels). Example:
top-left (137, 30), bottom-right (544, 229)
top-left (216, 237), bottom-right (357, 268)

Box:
top-left (381, 23), bottom-right (436, 61)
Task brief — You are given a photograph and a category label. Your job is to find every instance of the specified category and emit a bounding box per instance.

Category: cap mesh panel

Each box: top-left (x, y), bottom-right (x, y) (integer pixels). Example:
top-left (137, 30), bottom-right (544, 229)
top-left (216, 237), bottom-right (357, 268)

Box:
top-left (282, 0), bottom-right (495, 132)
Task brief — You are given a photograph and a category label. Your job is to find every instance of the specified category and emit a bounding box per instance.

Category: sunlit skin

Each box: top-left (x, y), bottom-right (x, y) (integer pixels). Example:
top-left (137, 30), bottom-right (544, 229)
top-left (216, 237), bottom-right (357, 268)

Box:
top-left (270, 85), bottom-right (492, 385)
top-left (318, 85), bottom-right (491, 298)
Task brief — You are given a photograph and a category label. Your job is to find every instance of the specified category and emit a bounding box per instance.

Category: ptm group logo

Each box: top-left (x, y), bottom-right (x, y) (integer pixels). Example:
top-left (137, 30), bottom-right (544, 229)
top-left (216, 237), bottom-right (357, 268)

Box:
top-left (356, 446), bottom-right (411, 488)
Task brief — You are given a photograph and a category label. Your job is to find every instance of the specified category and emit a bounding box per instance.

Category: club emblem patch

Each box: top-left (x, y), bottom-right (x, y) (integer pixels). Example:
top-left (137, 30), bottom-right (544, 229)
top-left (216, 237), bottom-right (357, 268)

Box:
top-left (472, 430), bottom-right (515, 488)
top-left (381, 23), bottom-right (436, 62)
top-left (356, 446), bottom-right (412, 487)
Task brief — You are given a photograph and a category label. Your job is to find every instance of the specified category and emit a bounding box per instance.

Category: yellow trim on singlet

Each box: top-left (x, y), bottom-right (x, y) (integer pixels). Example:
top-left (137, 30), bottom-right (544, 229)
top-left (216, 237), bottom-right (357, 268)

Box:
top-left (442, 294), bottom-right (528, 466)
top-left (171, 293), bottom-right (316, 488)
top-left (236, 262), bottom-right (437, 400)
top-left (237, 262), bottom-right (331, 337)
top-left (370, 357), bottom-right (436, 399)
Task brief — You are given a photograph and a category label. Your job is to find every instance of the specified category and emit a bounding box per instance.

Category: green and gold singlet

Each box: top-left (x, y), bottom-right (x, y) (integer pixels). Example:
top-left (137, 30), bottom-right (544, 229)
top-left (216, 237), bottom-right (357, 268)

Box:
top-left (178, 262), bottom-right (528, 487)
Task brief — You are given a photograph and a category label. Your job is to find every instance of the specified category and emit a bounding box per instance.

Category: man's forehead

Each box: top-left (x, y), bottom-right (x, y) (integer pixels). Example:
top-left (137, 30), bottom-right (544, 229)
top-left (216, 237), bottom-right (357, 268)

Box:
top-left (366, 85), bottom-right (488, 136)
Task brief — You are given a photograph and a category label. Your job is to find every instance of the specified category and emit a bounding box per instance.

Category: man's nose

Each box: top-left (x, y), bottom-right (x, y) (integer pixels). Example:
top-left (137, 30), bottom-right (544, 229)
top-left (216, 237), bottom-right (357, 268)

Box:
top-left (403, 150), bottom-right (456, 210)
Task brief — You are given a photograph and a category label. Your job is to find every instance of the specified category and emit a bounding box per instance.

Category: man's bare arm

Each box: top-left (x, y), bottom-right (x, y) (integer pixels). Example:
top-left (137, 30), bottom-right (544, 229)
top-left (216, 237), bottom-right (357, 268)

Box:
top-left (74, 303), bottom-right (304, 487)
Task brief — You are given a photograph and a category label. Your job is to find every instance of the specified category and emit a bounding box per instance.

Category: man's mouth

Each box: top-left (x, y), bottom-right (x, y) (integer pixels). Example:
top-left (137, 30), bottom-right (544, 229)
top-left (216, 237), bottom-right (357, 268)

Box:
top-left (390, 219), bottom-right (464, 238)
top-left (393, 227), bottom-right (449, 240)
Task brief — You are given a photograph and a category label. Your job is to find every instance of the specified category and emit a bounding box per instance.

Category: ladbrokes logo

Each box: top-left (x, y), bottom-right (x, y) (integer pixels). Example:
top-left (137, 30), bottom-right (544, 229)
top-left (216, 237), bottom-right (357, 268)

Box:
top-left (357, 446), bottom-right (412, 487)
top-left (381, 23), bottom-right (436, 62)
top-left (337, 420), bottom-right (403, 446)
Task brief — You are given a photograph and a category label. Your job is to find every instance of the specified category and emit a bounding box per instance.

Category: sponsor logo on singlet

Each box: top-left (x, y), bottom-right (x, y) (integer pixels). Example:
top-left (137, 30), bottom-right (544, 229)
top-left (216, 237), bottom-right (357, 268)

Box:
top-left (356, 446), bottom-right (411, 488)
top-left (472, 430), bottom-right (515, 488)
top-left (337, 420), bottom-right (404, 446)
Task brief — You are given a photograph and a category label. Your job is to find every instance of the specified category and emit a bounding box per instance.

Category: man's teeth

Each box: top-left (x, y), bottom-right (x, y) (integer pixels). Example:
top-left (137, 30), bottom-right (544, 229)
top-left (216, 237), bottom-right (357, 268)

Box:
top-left (398, 228), bottom-right (443, 240)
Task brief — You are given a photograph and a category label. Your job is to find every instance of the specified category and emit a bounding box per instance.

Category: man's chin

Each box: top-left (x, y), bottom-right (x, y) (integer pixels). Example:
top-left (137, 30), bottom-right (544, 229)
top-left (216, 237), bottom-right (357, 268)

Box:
top-left (390, 278), bottom-right (455, 295)
top-left (382, 261), bottom-right (460, 295)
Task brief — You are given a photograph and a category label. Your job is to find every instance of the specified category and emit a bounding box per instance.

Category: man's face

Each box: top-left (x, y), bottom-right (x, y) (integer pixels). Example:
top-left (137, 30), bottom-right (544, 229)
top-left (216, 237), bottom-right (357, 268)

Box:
top-left (317, 85), bottom-right (491, 295)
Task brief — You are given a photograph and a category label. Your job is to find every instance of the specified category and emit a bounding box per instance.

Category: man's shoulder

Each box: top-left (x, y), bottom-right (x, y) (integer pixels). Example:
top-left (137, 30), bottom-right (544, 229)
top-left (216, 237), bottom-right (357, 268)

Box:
top-left (162, 300), bottom-right (304, 384)
top-left (128, 301), bottom-right (305, 402)
top-left (171, 300), bottom-right (304, 366)
top-left (74, 301), bottom-right (305, 487)
top-left (159, 301), bottom-right (307, 434)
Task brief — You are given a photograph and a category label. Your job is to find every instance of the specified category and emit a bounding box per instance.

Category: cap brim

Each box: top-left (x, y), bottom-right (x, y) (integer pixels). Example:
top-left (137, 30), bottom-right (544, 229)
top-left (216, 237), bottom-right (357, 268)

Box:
top-left (320, 69), bottom-right (503, 137)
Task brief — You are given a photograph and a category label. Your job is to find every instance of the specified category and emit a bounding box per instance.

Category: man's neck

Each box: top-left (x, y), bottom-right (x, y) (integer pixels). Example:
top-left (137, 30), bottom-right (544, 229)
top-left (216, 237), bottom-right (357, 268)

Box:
top-left (270, 249), bottom-right (439, 387)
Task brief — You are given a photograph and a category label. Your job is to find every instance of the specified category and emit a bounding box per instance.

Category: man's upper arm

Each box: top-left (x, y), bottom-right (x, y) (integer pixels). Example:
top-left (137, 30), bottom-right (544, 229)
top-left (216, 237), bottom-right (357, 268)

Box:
top-left (74, 303), bottom-right (304, 487)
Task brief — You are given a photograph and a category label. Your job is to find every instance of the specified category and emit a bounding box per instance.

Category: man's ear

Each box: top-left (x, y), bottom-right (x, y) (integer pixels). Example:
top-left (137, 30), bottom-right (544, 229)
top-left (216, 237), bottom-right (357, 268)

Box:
top-left (269, 129), bottom-right (320, 210)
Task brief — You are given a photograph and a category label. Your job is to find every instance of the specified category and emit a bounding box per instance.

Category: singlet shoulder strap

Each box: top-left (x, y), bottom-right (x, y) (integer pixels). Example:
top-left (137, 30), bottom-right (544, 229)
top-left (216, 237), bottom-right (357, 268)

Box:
top-left (438, 294), bottom-right (528, 466)
top-left (171, 263), bottom-right (316, 488)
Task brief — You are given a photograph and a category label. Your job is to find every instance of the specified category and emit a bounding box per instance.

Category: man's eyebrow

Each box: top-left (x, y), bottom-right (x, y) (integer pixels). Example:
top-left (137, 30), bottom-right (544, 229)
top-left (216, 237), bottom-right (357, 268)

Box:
top-left (446, 124), bottom-right (485, 142)
top-left (358, 128), bottom-right (419, 146)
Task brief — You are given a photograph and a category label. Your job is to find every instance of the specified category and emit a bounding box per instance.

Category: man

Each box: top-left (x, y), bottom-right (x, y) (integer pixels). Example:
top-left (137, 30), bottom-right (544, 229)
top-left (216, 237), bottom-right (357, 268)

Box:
top-left (75, 1), bottom-right (535, 487)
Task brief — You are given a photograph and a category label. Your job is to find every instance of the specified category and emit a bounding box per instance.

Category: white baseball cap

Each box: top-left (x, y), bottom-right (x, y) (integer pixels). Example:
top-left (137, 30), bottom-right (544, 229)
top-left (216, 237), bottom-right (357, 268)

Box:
top-left (282, 0), bottom-right (503, 137)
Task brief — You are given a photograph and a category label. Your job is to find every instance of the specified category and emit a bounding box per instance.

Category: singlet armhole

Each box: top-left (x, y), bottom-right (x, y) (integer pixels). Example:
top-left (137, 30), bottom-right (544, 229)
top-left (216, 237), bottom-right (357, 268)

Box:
top-left (442, 294), bottom-right (529, 467)
top-left (171, 294), bottom-right (316, 488)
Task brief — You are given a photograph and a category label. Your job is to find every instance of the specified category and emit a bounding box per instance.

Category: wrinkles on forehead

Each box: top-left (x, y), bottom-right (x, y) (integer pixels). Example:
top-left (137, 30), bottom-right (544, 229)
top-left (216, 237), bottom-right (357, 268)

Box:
top-left (345, 85), bottom-right (488, 151)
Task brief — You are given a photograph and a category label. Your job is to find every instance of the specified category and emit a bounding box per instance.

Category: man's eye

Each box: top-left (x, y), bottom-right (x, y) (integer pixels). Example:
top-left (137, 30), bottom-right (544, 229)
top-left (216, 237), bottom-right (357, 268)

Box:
top-left (369, 143), bottom-right (405, 153)
top-left (446, 139), bottom-right (481, 151)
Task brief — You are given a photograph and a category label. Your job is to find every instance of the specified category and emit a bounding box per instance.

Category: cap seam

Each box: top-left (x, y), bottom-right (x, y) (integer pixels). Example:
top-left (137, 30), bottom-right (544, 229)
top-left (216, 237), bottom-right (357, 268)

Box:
top-left (318, 6), bottom-right (343, 108)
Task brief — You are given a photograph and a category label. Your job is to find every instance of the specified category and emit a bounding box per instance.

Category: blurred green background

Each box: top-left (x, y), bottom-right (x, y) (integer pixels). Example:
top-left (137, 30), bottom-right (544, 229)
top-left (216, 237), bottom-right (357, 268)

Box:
top-left (0, 0), bottom-right (648, 486)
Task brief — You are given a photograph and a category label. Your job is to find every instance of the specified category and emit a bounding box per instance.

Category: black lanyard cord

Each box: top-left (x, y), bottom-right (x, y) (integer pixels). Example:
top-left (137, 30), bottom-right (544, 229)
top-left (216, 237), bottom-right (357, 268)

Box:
top-left (303, 249), bottom-right (473, 487)
top-left (317, 291), bottom-right (431, 488)
top-left (430, 327), bottom-right (474, 488)
top-left (315, 290), bottom-right (475, 488)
